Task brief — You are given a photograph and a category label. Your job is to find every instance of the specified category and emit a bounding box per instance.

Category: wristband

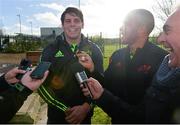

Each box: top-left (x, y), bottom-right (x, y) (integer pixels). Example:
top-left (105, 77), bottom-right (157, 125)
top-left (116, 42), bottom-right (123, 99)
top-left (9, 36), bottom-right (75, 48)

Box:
top-left (12, 82), bottom-right (25, 92)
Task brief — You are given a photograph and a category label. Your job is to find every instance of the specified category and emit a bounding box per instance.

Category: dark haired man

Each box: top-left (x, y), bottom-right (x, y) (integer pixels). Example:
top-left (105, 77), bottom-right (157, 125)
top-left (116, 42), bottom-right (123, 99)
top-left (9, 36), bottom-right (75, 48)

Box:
top-left (40, 7), bottom-right (103, 124)
top-left (81, 9), bottom-right (168, 123)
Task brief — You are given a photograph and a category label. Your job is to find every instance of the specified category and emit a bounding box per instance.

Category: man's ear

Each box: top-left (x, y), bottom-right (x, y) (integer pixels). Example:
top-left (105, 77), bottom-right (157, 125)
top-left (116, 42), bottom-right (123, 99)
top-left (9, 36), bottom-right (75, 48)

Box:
top-left (139, 25), bottom-right (147, 35)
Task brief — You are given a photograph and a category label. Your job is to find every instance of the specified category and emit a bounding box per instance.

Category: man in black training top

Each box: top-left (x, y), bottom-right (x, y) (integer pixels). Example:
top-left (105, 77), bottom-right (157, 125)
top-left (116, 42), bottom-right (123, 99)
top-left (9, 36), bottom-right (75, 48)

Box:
top-left (40, 7), bottom-right (103, 124)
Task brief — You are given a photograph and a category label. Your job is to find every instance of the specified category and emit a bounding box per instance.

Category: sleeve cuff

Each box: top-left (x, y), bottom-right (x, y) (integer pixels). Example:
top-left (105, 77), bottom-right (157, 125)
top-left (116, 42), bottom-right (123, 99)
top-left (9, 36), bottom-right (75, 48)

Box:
top-left (0, 74), bottom-right (12, 91)
top-left (96, 89), bottom-right (113, 106)
top-left (12, 82), bottom-right (33, 96)
top-left (96, 89), bottom-right (131, 113)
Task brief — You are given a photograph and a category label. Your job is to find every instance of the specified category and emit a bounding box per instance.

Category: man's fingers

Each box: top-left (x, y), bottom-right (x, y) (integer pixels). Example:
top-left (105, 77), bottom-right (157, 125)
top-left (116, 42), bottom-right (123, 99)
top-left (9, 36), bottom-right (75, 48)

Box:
top-left (41, 70), bottom-right (49, 81)
top-left (86, 77), bottom-right (97, 85)
top-left (66, 118), bottom-right (77, 124)
top-left (65, 110), bottom-right (76, 122)
top-left (81, 82), bottom-right (96, 98)
top-left (16, 69), bottom-right (26, 74)
top-left (10, 67), bottom-right (26, 76)
top-left (82, 89), bottom-right (91, 96)
top-left (65, 107), bottom-right (82, 124)
top-left (65, 108), bottom-right (72, 116)
top-left (76, 50), bottom-right (87, 55)
top-left (76, 51), bottom-right (90, 61)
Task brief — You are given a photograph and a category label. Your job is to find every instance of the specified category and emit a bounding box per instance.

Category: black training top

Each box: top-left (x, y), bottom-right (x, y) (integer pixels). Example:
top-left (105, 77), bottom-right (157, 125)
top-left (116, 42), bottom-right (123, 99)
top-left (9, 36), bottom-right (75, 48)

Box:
top-left (40, 32), bottom-right (103, 123)
top-left (100, 42), bottom-right (168, 123)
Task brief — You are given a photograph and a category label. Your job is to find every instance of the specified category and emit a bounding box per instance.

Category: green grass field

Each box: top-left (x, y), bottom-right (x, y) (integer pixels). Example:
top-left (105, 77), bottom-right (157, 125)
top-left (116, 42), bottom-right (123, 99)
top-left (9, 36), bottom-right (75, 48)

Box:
top-left (103, 43), bottom-right (122, 69)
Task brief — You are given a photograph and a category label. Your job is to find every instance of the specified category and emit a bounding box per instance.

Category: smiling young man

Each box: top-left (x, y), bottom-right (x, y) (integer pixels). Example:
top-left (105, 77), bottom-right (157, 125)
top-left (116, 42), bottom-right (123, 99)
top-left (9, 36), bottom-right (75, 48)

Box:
top-left (145, 7), bottom-right (180, 123)
top-left (39, 7), bottom-right (103, 124)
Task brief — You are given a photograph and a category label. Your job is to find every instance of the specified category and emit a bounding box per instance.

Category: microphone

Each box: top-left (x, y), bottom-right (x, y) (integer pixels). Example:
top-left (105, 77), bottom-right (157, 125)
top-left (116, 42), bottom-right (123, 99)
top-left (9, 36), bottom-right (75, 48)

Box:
top-left (71, 62), bottom-right (93, 100)
top-left (16, 58), bottom-right (32, 80)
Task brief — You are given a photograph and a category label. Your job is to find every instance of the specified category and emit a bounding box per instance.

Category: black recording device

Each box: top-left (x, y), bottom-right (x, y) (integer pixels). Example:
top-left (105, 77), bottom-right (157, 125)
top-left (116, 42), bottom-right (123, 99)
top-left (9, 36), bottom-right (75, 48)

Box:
top-left (75, 71), bottom-right (93, 98)
top-left (71, 62), bottom-right (93, 100)
top-left (16, 58), bottom-right (32, 80)
top-left (30, 61), bottom-right (51, 79)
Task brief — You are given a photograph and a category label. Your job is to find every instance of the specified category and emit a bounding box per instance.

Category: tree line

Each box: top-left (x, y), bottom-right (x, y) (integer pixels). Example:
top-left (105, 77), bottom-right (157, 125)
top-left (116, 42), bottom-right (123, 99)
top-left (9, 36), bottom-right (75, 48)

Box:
top-left (0, 34), bottom-right (159, 54)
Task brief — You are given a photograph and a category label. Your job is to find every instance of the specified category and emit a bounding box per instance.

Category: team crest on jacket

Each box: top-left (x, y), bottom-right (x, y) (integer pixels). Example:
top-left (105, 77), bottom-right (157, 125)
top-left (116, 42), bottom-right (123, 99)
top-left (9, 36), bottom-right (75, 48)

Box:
top-left (137, 64), bottom-right (151, 74)
top-left (50, 75), bottom-right (64, 89)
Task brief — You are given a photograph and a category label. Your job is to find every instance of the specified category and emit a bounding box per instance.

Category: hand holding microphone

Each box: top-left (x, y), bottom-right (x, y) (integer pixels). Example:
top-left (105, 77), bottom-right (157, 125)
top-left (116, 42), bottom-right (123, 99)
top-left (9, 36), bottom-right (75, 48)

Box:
top-left (70, 61), bottom-right (93, 101)
top-left (81, 77), bottom-right (104, 100)
top-left (16, 58), bottom-right (32, 80)
top-left (75, 71), bottom-right (93, 99)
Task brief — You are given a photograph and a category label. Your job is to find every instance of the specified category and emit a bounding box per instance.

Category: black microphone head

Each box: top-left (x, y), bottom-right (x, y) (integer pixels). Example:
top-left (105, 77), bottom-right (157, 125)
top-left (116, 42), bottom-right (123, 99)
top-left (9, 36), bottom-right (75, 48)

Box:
top-left (70, 62), bottom-right (84, 74)
top-left (19, 58), bottom-right (32, 68)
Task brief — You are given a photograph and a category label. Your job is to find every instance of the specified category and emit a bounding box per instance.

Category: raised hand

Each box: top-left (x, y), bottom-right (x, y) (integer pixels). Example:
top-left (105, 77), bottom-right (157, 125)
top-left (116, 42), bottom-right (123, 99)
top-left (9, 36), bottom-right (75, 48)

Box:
top-left (76, 51), bottom-right (94, 72)
top-left (21, 69), bottom-right (49, 91)
top-left (5, 67), bottom-right (26, 84)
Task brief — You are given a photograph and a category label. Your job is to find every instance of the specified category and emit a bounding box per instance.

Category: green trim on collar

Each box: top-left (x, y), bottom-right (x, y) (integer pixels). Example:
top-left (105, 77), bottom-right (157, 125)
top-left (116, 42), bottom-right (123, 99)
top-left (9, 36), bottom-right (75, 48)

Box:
top-left (70, 44), bottom-right (78, 53)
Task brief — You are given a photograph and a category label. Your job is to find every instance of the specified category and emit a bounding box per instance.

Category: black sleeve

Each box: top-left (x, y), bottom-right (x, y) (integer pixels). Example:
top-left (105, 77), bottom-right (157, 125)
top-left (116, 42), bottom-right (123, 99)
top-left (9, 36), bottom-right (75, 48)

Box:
top-left (0, 87), bottom-right (32, 123)
top-left (103, 61), bottom-right (113, 89)
top-left (145, 85), bottom-right (178, 123)
top-left (0, 75), bottom-right (11, 92)
top-left (89, 69), bottom-right (104, 86)
top-left (96, 89), bottom-right (135, 119)
top-left (91, 44), bottom-right (104, 74)
top-left (145, 92), bottom-right (173, 123)
top-left (87, 44), bottom-right (104, 85)
top-left (40, 44), bottom-right (53, 62)
top-left (103, 53), bottom-right (117, 89)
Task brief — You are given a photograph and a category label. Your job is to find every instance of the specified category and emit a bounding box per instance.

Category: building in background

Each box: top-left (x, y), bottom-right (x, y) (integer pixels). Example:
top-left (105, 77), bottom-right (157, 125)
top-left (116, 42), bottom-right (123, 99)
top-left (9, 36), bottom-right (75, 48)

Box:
top-left (40, 27), bottom-right (63, 43)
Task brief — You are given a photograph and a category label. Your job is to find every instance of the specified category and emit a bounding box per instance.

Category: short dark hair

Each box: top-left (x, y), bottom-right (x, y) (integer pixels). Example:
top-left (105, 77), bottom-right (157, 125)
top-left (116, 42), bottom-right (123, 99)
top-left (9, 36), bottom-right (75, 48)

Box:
top-left (61, 7), bottom-right (84, 25)
top-left (125, 9), bottom-right (154, 34)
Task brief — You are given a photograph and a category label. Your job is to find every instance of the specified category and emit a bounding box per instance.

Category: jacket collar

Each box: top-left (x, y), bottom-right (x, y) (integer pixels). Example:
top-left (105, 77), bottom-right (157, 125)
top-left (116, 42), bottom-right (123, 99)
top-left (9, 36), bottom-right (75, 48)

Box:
top-left (58, 32), bottom-right (86, 46)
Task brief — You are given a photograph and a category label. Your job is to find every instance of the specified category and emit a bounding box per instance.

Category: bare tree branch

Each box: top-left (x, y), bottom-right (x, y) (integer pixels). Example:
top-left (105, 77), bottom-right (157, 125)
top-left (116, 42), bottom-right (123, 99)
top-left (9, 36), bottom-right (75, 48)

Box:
top-left (152, 0), bottom-right (176, 34)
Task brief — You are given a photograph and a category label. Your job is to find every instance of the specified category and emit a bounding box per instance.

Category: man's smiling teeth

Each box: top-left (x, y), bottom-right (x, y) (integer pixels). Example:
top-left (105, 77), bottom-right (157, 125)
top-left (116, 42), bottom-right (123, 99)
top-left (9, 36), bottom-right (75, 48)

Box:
top-left (69, 29), bottom-right (76, 32)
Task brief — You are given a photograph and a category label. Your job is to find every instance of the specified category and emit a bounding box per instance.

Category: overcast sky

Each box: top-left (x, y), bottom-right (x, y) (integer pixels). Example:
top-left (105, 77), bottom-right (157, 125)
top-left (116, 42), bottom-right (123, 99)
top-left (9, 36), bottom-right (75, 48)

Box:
top-left (0, 0), bottom-right (179, 38)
